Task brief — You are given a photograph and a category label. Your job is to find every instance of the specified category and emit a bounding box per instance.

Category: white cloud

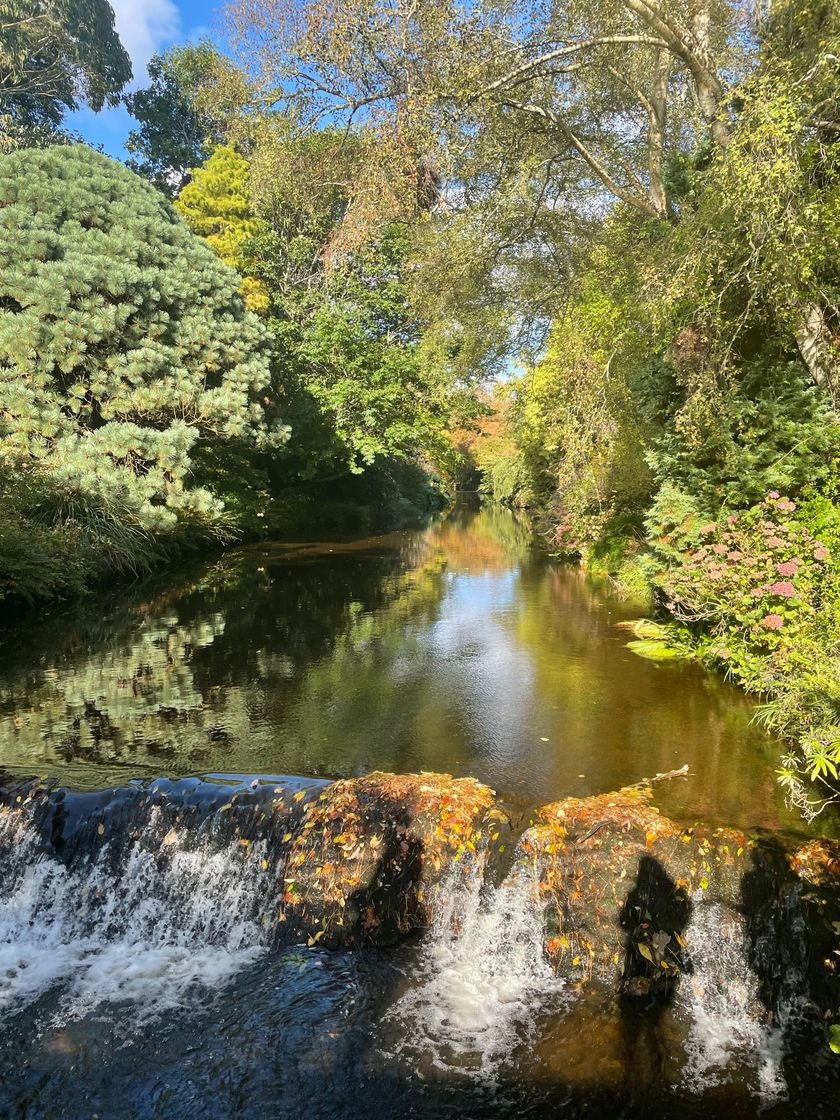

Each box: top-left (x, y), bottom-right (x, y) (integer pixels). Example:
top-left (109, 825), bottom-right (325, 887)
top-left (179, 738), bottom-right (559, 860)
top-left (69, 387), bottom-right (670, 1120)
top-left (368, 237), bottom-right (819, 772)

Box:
top-left (109, 0), bottom-right (181, 79)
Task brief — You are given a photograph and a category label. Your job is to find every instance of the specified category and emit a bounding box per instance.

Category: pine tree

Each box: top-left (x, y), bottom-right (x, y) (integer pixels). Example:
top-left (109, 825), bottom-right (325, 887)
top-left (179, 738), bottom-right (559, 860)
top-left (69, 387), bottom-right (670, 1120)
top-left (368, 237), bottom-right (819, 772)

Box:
top-left (0, 145), bottom-right (289, 540)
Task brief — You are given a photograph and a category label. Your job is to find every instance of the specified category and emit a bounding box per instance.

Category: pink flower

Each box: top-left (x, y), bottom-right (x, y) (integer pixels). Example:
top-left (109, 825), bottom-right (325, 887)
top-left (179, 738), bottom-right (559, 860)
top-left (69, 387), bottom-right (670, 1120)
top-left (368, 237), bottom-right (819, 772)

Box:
top-left (761, 613), bottom-right (784, 629)
top-left (768, 491), bottom-right (780, 500)
top-left (750, 587), bottom-right (763, 597)
top-left (765, 536), bottom-right (786, 549)
top-left (713, 543), bottom-right (728, 555)
top-left (770, 581), bottom-right (795, 598)
top-left (727, 514), bottom-right (739, 525)
top-left (776, 499), bottom-right (796, 512)
top-left (775, 561), bottom-right (798, 577)
top-left (814, 545), bottom-right (830, 562)
top-left (727, 550), bottom-right (743, 561)
top-left (699, 523), bottom-right (717, 535)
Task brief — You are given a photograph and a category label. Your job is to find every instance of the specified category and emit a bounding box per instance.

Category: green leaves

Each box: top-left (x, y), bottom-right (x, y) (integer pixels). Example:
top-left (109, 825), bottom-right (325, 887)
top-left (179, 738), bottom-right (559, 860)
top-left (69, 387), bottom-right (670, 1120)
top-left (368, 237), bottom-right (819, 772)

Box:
top-left (0, 146), bottom-right (288, 580)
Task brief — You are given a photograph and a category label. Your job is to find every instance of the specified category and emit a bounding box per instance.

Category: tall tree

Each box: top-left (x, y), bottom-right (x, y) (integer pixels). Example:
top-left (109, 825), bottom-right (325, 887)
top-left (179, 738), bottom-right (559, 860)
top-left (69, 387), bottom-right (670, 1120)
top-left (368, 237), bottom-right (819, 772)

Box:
top-left (0, 0), bottom-right (131, 143)
top-left (125, 42), bottom-right (228, 196)
top-left (224, 0), bottom-right (742, 221)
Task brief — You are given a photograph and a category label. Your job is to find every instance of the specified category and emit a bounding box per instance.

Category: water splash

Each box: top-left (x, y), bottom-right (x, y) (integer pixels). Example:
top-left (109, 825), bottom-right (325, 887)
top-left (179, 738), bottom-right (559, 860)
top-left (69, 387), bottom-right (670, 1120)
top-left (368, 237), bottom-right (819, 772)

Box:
top-left (0, 800), bottom-right (271, 1025)
top-left (678, 900), bottom-right (787, 1100)
top-left (383, 857), bottom-right (566, 1079)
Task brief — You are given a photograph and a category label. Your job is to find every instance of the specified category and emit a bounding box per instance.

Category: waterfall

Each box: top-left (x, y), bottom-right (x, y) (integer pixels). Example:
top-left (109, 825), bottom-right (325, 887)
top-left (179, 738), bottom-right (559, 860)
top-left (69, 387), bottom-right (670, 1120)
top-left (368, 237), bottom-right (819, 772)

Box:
top-left (0, 774), bottom-right (829, 1108)
top-left (0, 779), bottom-right (303, 1025)
top-left (674, 901), bottom-right (788, 1100)
top-left (382, 856), bottom-right (566, 1079)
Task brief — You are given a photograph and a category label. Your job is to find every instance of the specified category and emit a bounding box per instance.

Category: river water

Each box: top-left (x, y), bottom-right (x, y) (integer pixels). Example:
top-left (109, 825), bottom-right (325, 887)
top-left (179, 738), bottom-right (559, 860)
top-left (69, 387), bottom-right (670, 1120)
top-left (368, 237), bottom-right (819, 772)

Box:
top-left (0, 506), bottom-right (837, 1118)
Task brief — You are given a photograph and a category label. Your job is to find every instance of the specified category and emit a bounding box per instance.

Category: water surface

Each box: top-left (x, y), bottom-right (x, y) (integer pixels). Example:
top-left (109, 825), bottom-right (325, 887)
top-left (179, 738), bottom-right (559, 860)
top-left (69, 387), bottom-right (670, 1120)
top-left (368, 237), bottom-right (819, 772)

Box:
top-left (0, 505), bottom-right (798, 829)
top-left (1, 506), bottom-right (838, 1120)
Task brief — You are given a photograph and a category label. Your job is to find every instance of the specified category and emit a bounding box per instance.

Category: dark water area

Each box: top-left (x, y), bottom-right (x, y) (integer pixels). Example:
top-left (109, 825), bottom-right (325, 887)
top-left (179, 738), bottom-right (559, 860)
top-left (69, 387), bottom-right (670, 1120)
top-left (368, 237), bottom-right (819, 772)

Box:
top-left (1, 506), bottom-right (839, 1119)
top-left (0, 505), bottom-right (806, 831)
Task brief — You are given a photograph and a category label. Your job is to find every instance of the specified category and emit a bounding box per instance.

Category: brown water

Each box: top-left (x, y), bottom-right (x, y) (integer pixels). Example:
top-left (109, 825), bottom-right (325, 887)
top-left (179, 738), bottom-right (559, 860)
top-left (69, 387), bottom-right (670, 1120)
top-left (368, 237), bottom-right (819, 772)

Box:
top-left (0, 504), bottom-right (799, 831)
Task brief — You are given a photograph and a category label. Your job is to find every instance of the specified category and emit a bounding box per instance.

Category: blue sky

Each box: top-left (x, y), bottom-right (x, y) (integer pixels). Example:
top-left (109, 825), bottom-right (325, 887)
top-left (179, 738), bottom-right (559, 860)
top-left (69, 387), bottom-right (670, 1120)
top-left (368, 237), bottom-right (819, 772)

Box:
top-left (69, 0), bottom-right (222, 157)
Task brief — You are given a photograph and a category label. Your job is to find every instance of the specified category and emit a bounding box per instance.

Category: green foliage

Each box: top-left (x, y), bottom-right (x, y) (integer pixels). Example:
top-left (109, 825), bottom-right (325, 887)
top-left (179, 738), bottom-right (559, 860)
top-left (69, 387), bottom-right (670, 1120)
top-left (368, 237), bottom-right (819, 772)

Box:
top-left (292, 223), bottom-right (453, 472)
top-left (0, 145), bottom-right (288, 597)
top-left (125, 42), bottom-right (224, 195)
top-left (175, 144), bottom-right (271, 311)
top-left (176, 138), bottom-right (458, 481)
top-left (0, 0), bottom-right (131, 144)
top-left (0, 466), bottom-right (88, 601)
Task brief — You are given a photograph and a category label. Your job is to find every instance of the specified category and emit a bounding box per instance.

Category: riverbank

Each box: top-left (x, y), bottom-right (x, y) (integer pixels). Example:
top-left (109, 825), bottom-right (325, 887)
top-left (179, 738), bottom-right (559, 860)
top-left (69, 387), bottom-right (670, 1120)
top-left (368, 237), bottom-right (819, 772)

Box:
top-left (0, 457), bottom-right (448, 610)
top-left (541, 488), bottom-right (840, 821)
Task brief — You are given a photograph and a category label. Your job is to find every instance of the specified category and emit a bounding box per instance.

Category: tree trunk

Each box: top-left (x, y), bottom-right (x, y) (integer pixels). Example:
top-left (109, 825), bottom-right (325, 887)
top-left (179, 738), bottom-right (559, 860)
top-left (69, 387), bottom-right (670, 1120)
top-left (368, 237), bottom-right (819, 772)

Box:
top-left (795, 304), bottom-right (839, 403)
top-left (648, 48), bottom-right (672, 217)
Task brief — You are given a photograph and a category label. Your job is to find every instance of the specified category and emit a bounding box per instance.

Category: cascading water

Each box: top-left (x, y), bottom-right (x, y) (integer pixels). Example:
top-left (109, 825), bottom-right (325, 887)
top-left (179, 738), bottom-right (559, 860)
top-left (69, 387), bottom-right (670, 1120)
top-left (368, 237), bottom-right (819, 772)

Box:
top-left (677, 901), bottom-right (787, 1100)
top-left (1, 773), bottom-right (838, 1120)
top-left (0, 778), bottom-right (312, 1027)
top-left (382, 856), bottom-right (566, 1079)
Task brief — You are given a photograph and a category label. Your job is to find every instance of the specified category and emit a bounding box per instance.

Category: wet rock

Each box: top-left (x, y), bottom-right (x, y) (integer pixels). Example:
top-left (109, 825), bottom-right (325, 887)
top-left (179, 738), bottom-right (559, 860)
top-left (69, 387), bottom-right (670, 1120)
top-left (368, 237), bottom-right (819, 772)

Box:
top-left (277, 771), bottom-right (496, 947)
top-left (520, 782), bottom-right (840, 1047)
top-left (520, 784), bottom-right (753, 993)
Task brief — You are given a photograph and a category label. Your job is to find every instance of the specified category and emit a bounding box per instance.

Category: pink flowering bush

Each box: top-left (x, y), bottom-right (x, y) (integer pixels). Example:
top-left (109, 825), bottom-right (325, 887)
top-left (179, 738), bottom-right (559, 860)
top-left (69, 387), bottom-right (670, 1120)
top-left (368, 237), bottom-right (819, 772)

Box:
top-left (652, 492), bottom-right (832, 667)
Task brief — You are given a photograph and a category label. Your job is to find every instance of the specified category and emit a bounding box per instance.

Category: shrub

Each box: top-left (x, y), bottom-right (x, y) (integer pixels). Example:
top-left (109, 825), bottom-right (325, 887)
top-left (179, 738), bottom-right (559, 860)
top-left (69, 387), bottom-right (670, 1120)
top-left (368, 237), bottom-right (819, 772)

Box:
top-left (0, 144), bottom-right (289, 551)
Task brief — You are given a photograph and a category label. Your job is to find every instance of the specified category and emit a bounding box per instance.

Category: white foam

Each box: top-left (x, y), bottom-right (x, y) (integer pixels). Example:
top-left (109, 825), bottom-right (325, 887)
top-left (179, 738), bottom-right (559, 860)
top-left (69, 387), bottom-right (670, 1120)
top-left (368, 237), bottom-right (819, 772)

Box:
top-left (383, 858), bottom-right (565, 1079)
top-left (0, 805), bottom-right (267, 1026)
top-left (678, 901), bottom-right (787, 1100)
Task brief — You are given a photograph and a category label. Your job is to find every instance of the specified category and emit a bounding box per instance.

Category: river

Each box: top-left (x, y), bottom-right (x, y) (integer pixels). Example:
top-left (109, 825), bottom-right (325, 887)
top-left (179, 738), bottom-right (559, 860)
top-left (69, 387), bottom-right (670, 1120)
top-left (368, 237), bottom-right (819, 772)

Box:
top-left (0, 505), bottom-right (837, 1118)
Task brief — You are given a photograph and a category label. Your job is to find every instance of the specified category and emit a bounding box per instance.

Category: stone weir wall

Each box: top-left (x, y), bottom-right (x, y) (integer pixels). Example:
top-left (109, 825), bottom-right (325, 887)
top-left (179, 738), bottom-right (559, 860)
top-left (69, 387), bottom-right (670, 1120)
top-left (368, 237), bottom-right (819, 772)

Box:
top-left (1, 768), bottom-right (839, 1023)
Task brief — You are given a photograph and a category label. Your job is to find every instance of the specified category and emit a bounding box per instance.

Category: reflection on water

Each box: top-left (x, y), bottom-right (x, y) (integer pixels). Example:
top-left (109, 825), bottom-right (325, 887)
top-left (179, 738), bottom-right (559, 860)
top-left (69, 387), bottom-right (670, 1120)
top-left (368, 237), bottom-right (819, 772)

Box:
top-left (0, 506), bottom-right (797, 828)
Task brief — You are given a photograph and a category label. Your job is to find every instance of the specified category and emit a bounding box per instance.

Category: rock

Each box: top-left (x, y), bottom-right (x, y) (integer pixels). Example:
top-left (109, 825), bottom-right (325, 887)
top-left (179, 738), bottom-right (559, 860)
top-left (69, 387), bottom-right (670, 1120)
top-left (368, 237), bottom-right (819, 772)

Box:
top-left (277, 771), bottom-right (496, 946)
top-left (522, 784), bottom-right (763, 996)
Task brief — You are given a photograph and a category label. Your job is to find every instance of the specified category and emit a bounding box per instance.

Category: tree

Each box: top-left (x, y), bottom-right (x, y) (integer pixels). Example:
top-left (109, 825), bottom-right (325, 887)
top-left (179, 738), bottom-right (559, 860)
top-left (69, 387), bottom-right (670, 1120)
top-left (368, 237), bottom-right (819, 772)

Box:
top-left (125, 42), bottom-right (227, 196)
top-left (176, 131), bottom-right (461, 479)
top-left (0, 0), bottom-right (131, 143)
top-left (224, 0), bottom-right (741, 222)
top-left (174, 144), bottom-right (271, 311)
top-left (0, 145), bottom-right (289, 544)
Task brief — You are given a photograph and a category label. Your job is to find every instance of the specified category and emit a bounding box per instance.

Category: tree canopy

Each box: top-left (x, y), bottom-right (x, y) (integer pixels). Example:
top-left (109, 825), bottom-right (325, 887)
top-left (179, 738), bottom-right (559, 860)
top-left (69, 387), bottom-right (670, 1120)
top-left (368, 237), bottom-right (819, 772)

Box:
top-left (0, 0), bottom-right (131, 144)
top-left (0, 145), bottom-right (287, 545)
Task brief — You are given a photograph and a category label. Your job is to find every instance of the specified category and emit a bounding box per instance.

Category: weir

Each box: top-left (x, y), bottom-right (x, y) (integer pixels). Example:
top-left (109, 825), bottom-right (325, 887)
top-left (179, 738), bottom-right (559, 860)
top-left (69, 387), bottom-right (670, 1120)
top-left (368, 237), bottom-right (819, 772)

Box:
top-left (1, 768), bottom-right (838, 1110)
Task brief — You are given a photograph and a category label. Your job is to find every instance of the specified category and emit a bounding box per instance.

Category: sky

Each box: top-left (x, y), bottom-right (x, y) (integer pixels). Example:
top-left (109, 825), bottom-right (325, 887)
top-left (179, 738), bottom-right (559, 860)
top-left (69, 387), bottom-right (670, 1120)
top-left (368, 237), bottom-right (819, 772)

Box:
top-left (69, 0), bottom-right (221, 157)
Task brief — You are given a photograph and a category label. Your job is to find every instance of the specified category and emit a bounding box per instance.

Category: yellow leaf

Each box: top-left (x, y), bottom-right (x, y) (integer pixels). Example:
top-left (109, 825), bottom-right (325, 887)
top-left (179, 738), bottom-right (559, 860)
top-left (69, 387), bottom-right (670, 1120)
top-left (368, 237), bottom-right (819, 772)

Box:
top-left (637, 942), bottom-right (654, 963)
